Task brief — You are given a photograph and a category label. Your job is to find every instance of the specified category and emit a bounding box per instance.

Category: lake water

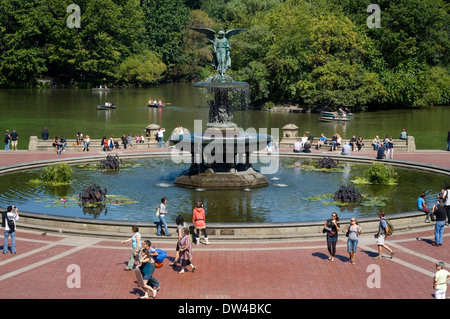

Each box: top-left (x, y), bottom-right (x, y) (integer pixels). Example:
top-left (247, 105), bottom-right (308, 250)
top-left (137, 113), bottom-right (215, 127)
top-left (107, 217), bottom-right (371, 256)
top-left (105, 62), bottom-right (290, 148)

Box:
top-left (0, 83), bottom-right (449, 150)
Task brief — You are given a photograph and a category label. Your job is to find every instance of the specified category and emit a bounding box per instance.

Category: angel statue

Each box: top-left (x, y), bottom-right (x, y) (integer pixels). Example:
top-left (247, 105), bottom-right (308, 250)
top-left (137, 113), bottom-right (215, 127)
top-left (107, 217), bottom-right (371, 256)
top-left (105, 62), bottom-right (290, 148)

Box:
top-left (190, 27), bottom-right (247, 78)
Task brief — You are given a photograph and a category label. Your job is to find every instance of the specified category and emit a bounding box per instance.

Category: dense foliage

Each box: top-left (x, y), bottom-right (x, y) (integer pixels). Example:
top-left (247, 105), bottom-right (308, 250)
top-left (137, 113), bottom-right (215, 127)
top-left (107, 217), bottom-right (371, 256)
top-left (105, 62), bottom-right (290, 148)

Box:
top-left (0, 0), bottom-right (448, 109)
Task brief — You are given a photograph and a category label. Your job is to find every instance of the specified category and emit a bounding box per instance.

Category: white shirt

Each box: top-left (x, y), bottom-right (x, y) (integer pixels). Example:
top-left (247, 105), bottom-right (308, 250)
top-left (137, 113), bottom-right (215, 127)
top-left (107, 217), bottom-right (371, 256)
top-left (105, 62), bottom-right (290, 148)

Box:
top-left (4, 211), bottom-right (19, 231)
top-left (157, 129), bottom-right (165, 138)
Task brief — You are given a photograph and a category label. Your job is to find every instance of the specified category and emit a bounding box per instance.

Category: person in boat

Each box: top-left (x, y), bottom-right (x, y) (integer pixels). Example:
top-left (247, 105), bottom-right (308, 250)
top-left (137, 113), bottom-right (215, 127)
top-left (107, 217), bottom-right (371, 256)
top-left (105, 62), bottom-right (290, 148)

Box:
top-left (158, 100), bottom-right (162, 106)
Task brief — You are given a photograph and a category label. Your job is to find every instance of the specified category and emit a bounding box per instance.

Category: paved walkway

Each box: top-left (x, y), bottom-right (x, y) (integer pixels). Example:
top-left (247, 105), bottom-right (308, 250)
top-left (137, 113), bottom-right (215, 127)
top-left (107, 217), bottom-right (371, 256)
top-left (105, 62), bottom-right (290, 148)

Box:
top-left (0, 148), bottom-right (449, 301)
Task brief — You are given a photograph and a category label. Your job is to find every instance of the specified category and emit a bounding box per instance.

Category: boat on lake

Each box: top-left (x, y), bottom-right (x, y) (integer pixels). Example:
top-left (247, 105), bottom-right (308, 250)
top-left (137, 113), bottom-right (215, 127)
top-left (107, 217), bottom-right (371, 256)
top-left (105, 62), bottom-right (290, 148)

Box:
top-left (319, 116), bottom-right (350, 123)
top-left (147, 103), bottom-right (167, 108)
top-left (97, 104), bottom-right (116, 110)
top-left (321, 111), bottom-right (354, 117)
top-left (92, 87), bottom-right (110, 92)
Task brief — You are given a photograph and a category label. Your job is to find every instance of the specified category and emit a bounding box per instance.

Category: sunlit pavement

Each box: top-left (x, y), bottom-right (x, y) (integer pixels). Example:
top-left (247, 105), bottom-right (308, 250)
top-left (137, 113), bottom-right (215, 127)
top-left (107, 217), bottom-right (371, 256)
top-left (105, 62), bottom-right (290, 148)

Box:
top-left (0, 148), bottom-right (449, 300)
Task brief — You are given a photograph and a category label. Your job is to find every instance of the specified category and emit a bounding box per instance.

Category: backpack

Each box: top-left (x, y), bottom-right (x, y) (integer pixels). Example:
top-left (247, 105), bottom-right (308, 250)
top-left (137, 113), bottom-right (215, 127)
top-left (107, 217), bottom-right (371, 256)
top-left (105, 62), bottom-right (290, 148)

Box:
top-left (385, 219), bottom-right (394, 236)
top-left (6, 216), bottom-right (15, 232)
top-left (154, 248), bottom-right (167, 263)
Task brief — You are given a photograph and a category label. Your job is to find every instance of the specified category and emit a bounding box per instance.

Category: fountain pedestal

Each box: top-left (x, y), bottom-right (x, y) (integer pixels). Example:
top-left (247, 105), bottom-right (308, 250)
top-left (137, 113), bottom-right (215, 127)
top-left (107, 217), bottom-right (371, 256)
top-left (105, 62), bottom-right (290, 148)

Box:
top-left (170, 75), bottom-right (272, 189)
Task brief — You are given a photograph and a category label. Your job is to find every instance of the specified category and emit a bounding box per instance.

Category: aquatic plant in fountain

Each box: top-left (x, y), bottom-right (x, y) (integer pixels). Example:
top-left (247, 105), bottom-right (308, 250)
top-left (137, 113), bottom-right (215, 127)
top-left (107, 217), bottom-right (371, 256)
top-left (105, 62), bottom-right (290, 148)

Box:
top-left (352, 162), bottom-right (398, 185)
top-left (29, 163), bottom-right (73, 186)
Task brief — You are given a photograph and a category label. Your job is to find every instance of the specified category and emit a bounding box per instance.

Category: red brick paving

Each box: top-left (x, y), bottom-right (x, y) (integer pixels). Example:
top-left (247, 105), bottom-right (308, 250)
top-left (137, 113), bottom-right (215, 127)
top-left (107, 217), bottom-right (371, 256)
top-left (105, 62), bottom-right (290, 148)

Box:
top-left (0, 148), bottom-right (449, 301)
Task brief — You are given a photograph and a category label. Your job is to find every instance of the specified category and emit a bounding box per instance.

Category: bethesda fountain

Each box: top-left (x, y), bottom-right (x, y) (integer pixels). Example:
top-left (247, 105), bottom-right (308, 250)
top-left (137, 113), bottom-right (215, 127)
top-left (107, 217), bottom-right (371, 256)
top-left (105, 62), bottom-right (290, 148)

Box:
top-left (169, 27), bottom-right (272, 189)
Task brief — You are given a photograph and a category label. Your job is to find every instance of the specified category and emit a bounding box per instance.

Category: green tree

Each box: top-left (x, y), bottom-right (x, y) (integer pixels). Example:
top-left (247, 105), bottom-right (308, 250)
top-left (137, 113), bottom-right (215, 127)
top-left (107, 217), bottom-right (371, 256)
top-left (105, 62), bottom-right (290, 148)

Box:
top-left (142, 0), bottom-right (190, 72)
top-left (116, 50), bottom-right (167, 85)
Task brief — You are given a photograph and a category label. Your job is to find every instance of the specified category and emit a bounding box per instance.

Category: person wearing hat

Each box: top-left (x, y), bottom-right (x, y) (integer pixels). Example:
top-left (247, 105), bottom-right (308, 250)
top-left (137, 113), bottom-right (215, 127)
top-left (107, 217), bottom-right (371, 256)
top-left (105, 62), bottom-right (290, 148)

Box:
top-left (399, 129), bottom-right (408, 140)
top-left (10, 129), bottom-right (18, 150)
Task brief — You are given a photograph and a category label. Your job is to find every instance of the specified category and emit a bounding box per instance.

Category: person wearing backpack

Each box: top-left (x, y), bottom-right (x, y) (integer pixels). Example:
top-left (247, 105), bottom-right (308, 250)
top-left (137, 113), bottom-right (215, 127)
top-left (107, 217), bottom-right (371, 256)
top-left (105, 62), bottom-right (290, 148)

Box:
top-left (373, 211), bottom-right (395, 260)
top-left (2, 205), bottom-right (19, 254)
top-left (140, 240), bottom-right (160, 295)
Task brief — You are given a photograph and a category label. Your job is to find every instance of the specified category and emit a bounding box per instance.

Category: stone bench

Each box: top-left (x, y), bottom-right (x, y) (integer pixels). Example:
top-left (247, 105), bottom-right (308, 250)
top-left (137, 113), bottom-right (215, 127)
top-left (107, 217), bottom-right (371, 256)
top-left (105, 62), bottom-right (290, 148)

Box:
top-left (28, 137), bottom-right (160, 151)
top-left (281, 136), bottom-right (414, 152)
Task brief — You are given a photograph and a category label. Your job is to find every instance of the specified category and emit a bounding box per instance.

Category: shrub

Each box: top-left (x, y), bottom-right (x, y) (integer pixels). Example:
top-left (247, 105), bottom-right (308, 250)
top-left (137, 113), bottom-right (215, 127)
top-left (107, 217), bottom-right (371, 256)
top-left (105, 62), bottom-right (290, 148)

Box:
top-left (40, 163), bottom-right (73, 185)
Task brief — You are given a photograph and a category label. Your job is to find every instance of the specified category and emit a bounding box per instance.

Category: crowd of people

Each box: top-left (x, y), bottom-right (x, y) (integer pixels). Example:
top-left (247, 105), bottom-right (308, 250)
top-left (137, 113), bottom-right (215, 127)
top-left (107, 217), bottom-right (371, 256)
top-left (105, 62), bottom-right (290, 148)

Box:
top-left (291, 129), bottom-right (413, 159)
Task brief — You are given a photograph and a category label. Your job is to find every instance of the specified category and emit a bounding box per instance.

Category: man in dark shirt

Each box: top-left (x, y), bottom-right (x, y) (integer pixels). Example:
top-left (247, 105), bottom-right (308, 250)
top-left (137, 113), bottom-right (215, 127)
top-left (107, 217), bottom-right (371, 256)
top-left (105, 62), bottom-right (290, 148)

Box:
top-left (10, 129), bottom-right (18, 150)
top-left (376, 142), bottom-right (386, 159)
top-left (42, 127), bottom-right (49, 140)
top-left (433, 203), bottom-right (447, 246)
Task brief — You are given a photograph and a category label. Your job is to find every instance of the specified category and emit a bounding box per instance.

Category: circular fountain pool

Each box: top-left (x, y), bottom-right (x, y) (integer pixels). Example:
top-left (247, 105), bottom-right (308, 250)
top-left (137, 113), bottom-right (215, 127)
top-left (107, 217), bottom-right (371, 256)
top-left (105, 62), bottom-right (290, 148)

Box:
top-left (0, 155), bottom-right (447, 224)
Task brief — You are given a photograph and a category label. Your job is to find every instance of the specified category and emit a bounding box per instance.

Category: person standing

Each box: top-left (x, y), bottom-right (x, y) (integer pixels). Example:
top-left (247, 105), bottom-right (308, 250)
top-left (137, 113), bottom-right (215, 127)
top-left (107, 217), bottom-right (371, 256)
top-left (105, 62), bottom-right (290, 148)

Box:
top-left (374, 211), bottom-right (395, 260)
top-left (157, 127), bottom-right (165, 148)
top-left (9, 129), bottom-right (18, 150)
top-left (156, 197), bottom-right (171, 236)
top-left (386, 137), bottom-right (394, 159)
top-left (447, 131), bottom-right (450, 151)
top-left (121, 226), bottom-right (141, 270)
top-left (345, 217), bottom-right (362, 264)
top-left (170, 215), bottom-right (188, 267)
top-left (323, 212), bottom-right (340, 262)
top-left (444, 184), bottom-right (450, 226)
top-left (433, 261), bottom-right (450, 299)
top-left (433, 203), bottom-right (447, 246)
top-left (2, 206), bottom-right (19, 254)
top-left (193, 201), bottom-right (210, 245)
top-left (178, 227), bottom-right (196, 274)
top-left (4, 129), bottom-right (10, 151)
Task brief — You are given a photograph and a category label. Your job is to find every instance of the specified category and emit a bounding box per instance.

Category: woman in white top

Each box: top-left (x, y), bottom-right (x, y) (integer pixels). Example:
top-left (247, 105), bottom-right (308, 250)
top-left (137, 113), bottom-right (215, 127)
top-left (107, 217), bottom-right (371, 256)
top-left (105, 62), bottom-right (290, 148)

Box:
top-left (434, 261), bottom-right (450, 299)
top-left (3, 205), bottom-right (19, 254)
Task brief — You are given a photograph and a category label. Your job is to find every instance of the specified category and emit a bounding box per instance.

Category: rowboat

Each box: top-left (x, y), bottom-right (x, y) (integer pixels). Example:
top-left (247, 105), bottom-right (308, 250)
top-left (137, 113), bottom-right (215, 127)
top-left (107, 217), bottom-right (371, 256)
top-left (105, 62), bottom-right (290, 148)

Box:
top-left (321, 111), bottom-right (354, 117)
top-left (319, 116), bottom-right (350, 122)
top-left (147, 103), bottom-right (166, 108)
top-left (97, 104), bottom-right (116, 110)
top-left (92, 88), bottom-right (110, 92)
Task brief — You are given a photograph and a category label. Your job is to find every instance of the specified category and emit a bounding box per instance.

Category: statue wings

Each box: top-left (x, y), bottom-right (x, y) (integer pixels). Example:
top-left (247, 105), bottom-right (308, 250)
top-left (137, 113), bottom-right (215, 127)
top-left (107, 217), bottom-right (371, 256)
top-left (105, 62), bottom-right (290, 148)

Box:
top-left (190, 27), bottom-right (247, 43)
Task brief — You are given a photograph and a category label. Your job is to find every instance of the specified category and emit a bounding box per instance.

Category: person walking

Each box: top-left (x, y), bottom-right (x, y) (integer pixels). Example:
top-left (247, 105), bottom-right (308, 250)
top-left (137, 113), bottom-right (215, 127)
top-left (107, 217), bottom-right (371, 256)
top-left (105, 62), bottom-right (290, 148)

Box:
top-left (121, 226), bottom-right (141, 270)
top-left (178, 227), bottom-right (196, 274)
top-left (2, 206), bottom-right (19, 254)
top-left (138, 248), bottom-right (158, 299)
top-left (156, 197), bottom-right (171, 236)
top-left (323, 212), bottom-right (340, 262)
top-left (433, 203), bottom-right (447, 246)
top-left (433, 261), bottom-right (450, 299)
top-left (374, 211), bottom-right (395, 260)
top-left (193, 201), bottom-right (210, 245)
top-left (170, 215), bottom-right (187, 267)
top-left (345, 217), bottom-right (362, 264)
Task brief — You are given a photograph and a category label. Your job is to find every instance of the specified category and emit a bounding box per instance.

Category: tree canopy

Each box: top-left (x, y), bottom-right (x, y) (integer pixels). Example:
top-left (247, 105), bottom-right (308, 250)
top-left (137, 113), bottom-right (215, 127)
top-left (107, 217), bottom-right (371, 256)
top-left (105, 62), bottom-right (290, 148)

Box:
top-left (0, 0), bottom-right (448, 109)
